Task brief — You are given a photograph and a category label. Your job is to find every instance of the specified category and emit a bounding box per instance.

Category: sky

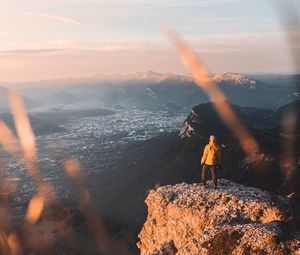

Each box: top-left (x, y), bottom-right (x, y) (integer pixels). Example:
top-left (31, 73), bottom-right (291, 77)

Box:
top-left (0, 0), bottom-right (299, 82)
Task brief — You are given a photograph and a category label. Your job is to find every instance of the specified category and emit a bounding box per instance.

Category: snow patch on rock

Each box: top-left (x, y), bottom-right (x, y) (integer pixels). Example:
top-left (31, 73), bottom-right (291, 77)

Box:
top-left (214, 72), bottom-right (256, 87)
top-left (178, 121), bottom-right (195, 138)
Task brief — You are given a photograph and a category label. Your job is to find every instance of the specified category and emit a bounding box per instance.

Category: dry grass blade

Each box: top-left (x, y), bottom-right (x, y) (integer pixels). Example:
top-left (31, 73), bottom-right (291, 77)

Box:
top-left (64, 158), bottom-right (82, 180)
top-left (163, 25), bottom-right (260, 157)
top-left (8, 91), bottom-right (39, 177)
top-left (280, 111), bottom-right (297, 190)
top-left (8, 232), bottom-right (22, 255)
top-left (272, 0), bottom-right (300, 193)
top-left (0, 121), bottom-right (20, 155)
top-left (63, 158), bottom-right (121, 255)
top-left (26, 195), bottom-right (45, 224)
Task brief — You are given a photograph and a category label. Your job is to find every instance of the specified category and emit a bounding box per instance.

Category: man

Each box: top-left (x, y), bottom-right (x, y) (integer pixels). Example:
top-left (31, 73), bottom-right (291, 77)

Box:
top-left (201, 135), bottom-right (222, 189)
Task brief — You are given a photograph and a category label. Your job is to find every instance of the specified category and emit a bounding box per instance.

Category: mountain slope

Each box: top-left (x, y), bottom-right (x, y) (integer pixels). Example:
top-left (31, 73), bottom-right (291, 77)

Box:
top-left (0, 113), bottom-right (65, 135)
top-left (269, 100), bottom-right (300, 134)
top-left (177, 101), bottom-right (300, 193)
top-left (0, 85), bottom-right (39, 110)
top-left (42, 91), bottom-right (80, 106)
top-left (213, 72), bottom-right (256, 86)
top-left (6, 71), bottom-right (299, 110)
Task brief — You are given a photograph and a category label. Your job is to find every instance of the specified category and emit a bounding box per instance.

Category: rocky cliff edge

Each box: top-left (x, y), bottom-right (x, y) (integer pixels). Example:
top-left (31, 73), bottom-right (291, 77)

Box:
top-left (137, 179), bottom-right (300, 255)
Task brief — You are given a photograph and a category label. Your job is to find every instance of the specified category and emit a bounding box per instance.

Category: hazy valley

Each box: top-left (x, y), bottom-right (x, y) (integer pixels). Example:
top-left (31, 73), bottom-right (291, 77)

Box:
top-left (0, 71), bottom-right (299, 254)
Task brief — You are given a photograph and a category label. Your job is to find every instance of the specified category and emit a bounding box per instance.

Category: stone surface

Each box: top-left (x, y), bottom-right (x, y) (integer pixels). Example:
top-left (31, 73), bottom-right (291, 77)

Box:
top-left (138, 179), bottom-right (300, 255)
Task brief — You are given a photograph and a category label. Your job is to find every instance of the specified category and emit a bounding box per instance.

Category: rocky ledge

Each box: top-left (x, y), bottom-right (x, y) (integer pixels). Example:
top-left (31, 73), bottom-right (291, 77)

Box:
top-left (137, 179), bottom-right (300, 255)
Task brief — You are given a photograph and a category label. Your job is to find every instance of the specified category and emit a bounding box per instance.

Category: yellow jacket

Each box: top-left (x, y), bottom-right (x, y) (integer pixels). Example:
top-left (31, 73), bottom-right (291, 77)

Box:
top-left (201, 142), bottom-right (221, 166)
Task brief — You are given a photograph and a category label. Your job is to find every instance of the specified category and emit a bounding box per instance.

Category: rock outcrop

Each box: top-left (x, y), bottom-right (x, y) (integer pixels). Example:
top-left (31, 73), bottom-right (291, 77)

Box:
top-left (137, 179), bottom-right (300, 255)
top-left (213, 72), bottom-right (256, 87)
top-left (176, 101), bottom-right (300, 194)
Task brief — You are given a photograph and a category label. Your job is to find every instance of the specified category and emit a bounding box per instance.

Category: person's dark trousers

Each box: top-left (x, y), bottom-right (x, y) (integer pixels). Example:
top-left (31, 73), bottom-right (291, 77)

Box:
top-left (201, 164), bottom-right (217, 189)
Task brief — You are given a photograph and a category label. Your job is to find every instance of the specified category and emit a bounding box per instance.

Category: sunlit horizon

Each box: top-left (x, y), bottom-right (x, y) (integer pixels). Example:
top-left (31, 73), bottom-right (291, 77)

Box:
top-left (1, 69), bottom-right (299, 85)
top-left (0, 0), bottom-right (299, 82)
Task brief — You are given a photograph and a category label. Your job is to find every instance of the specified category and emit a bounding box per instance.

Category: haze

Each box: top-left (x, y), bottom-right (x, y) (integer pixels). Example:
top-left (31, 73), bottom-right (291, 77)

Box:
top-left (0, 0), bottom-right (299, 82)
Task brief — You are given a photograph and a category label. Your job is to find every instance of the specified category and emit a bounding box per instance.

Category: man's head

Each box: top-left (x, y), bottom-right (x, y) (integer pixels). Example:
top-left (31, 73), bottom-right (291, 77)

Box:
top-left (209, 135), bottom-right (216, 142)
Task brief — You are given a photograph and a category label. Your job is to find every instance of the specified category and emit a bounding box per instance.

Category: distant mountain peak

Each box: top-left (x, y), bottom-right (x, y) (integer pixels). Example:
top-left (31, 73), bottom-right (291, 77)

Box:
top-left (133, 71), bottom-right (192, 83)
top-left (213, 72), bottom-right (256, 86)
top-left (134, 71), bottom-right (165, 81)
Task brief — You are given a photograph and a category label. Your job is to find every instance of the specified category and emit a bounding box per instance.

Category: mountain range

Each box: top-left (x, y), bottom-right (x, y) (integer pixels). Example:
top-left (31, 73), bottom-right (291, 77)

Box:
top-left (70, 99), bottom-right (299, 248)
top-left (0, 76), bottom-right (299, 254)
top-left (0, 112), bottom-right (65, 136)
top-left (1, 71), bottom-right (299, 110)
top-left (0, 84), bottom-right (39, 112)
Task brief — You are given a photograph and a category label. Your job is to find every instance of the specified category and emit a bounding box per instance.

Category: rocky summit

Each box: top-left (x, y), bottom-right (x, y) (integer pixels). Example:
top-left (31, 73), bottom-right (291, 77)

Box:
top-left (137, 179), bottom-right (300, 255)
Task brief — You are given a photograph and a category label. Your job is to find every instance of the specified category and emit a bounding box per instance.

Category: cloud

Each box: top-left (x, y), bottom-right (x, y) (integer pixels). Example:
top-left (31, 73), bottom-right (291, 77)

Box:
top-left (117, 0), bottom-right (249, 10)
top-left (192, 17), bottom-right (242, 24)
top-left (16, 11), bottom-right (88, 29)
top-left (125, 2), bottom-right (201, 10)
top-left (0, 48), bottom-right (65, 56)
